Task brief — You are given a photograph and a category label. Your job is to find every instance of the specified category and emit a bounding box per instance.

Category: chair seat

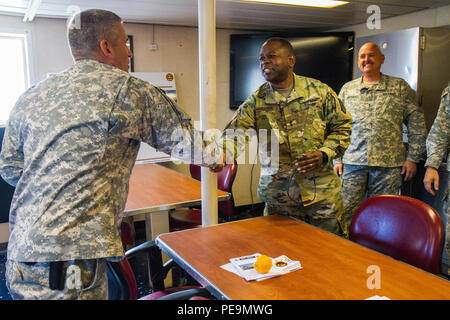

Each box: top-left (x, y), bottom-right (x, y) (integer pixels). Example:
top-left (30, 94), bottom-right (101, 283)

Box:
top-left (139, 285), bottom-right (201, 300)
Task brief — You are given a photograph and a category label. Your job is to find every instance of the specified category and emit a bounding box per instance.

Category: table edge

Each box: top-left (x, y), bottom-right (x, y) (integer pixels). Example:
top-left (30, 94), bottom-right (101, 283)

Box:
top-left (155, 234), bottom-right (231, 300)
top-left (155, 215), bottom-right (450, 299)
top-left (124, 194), bottom-right (231, 217)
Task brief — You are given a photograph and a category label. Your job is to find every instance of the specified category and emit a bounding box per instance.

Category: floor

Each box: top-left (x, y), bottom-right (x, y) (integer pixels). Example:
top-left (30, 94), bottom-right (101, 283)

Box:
top-left (0, 204), bottom-right (264, 300)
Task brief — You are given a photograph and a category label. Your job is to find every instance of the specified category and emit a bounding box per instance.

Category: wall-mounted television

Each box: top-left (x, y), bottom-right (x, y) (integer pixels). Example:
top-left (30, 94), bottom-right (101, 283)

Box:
top-left (230, 32), bottom-right (354, 110)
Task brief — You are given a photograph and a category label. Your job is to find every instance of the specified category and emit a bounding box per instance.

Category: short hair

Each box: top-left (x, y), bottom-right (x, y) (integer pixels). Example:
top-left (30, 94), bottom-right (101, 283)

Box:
top-left (263, 37), bottom-right (294, 56)
top-left (67, 9), bottom-right (122, 59)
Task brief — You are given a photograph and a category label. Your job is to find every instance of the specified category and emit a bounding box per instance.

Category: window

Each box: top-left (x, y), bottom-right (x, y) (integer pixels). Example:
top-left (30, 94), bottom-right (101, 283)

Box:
top-left (0, 32), bottom-right (30, 125)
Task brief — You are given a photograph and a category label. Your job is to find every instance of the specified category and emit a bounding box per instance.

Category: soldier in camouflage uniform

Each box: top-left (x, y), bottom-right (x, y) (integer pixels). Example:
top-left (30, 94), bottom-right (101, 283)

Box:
top-left (424, 82), bottom-right (449, 276)
top-left (0, 9), bottom-right (217, 299)
top-left (222, 38), bottom-right (352, 236)
top-left (334, 43), bottom-right (427, 236)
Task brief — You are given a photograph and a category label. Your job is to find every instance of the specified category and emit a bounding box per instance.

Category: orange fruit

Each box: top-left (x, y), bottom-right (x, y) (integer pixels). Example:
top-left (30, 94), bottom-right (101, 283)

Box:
top-left (254, 255), bottom-right (272, 274)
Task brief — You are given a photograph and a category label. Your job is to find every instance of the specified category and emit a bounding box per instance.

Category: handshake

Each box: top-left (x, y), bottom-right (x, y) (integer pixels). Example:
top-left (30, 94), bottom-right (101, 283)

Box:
top-left (207, 153), bottom-right (227, 173)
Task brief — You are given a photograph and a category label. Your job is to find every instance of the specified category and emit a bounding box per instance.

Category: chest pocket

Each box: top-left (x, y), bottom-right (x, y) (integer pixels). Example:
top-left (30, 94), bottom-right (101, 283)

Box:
top-left (376, 91), bottom-right (404, 125)
top-left (285, 97), bottom-right (320, 127)
top-left (284, 97), bottom-right (324, 154)
top-left (343, 94), bottom-right (367, 122)
top-left (255, 105), bottom-right (287, 147)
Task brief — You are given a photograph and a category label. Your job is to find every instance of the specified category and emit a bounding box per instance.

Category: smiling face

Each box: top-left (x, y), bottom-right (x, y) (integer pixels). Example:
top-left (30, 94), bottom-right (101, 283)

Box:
top-left (358, 43), bottom-right (385, 79)
top-left (259, 40), bottom-right (295, 89)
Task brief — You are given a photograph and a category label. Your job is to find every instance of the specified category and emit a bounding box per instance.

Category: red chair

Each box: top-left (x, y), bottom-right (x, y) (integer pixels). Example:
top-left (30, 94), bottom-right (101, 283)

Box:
top-left (107, 240), bottom-right (214, 300)
top-left (120, 220), bottom-right (136, 250)
top-left (349, 195), bottom-right (444, 274)
top-left (169, 161), bottom-right (238, 231)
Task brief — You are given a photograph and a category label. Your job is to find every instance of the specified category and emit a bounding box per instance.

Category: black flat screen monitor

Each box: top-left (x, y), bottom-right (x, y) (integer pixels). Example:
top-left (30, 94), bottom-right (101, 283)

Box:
top-left (230, 32), bottom-right (354, 110)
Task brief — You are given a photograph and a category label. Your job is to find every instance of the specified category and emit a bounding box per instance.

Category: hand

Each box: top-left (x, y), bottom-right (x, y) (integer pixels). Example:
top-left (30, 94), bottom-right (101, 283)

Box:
top-left (334, 163), bottom-right (343, 176)
top-left (294, 151), bottom-right (323, 174)
top-left (208, 153), bottom-right (226, 172)
top-left (209, 163), bottom-right (224, 172)
top-left (401, 160), bottom-right (417, 182)
top-left (423, 167), bottom-right (439, 196)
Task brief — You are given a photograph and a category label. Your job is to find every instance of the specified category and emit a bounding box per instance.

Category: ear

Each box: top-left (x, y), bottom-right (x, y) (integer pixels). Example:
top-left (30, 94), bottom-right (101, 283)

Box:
top-left (380, 54), bottom-right (385, 64)
top-left (288, 55), bottom-right (296, 68)
top-left (99, 39), bottom-right (113, 58)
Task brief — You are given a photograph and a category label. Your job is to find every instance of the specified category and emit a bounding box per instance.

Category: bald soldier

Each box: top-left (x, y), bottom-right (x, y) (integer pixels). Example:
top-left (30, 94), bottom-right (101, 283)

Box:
top-left (334, 43), bottom-right (427, 236)
top-left (222, 38), bottom-right (352, 236)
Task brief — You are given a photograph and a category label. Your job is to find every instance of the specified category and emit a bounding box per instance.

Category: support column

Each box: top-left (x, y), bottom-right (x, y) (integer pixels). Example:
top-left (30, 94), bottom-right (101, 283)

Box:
top-left (198, 0), bottom-right (218, 227)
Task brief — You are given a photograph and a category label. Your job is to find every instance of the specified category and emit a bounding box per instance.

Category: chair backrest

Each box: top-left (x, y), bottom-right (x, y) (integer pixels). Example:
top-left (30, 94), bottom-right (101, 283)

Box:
top-left (349, 195), bottom-right (444, 274)
top-left (189, 161), bottom-right (238, 218)
top-left (120, 221), bottom-right (135, 250)
top-left (107, 257), bottom-right (138, 300)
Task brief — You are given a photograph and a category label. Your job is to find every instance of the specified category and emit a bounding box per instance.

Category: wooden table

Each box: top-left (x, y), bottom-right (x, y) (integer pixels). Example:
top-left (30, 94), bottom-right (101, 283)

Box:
top-left (156, 215), bottom-right (450, 300)
top-left (124, 163), bottom-right (229, 240)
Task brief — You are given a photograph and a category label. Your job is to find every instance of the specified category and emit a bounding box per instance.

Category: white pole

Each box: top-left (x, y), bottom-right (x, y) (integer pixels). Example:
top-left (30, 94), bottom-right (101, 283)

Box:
top-left (198, 0), bottom-right (218, 227)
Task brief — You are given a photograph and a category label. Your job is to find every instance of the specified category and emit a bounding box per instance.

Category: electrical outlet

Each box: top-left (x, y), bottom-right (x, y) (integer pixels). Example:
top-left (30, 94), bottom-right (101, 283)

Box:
top-left (149, 43), bottom-right (158, 51)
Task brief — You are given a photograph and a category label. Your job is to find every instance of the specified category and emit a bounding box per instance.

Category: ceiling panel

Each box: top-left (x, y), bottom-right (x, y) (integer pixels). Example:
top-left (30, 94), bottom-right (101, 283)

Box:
top-left (0, 0), bottom-right (448, 31)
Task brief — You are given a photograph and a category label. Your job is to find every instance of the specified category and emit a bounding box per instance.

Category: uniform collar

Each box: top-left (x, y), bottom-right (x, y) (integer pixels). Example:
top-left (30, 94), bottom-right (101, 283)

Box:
top-left (74, 59), bottom-right (124, 73)
top-left (260, 73), bottom-right (305, 104)
top-left (359, 73), bottom-right (387, 91)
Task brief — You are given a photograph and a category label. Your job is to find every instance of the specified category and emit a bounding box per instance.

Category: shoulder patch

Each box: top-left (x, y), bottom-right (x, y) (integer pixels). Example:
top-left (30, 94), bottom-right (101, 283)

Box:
top-left (257, 82), bottom-right (270, 99)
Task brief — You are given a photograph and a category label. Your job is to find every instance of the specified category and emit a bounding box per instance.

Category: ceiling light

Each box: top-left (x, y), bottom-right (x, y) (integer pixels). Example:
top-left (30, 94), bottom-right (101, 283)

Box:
top-left (234, 0), bottom-right (349, 8)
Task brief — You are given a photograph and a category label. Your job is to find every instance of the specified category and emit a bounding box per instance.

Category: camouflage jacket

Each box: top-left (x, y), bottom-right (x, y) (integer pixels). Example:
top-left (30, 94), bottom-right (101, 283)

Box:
top-left (425, 83), bottom-right (450, 171)
top-left (337, 74), bottom-right (426, 167)
top-left (222, 74), bottom-right (352, 206)
top-left (0, 59), bottom-right (204, 262)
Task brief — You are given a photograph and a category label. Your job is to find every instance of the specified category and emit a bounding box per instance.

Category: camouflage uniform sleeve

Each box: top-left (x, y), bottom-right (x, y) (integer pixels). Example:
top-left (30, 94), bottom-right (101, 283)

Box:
top-left (221, 94), bottom-right (256, 162)
top-left (402, 81), bottom-right (427, 163)
top-left (145, 85), bottom-right (203, 163)
top-left (114, 80), bottom-right (215, 165)
top-left (425, 86), bottom-right (449, 169)
top-left (319, 87), bottom-right (352, 163)
top-left (0, 99), bottom-right (24, 186)
top-left (331, 86), bottom-right (349, 165)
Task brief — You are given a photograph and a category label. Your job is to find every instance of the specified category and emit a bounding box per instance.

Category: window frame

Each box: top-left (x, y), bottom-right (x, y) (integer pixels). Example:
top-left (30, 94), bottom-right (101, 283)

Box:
top-left (0, 28), bottom-right (34, 126)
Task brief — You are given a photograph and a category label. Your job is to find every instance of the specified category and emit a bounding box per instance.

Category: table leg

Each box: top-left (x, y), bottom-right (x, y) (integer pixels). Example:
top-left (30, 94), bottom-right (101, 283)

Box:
top-left (145, 210), bottom-right (170, 240)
